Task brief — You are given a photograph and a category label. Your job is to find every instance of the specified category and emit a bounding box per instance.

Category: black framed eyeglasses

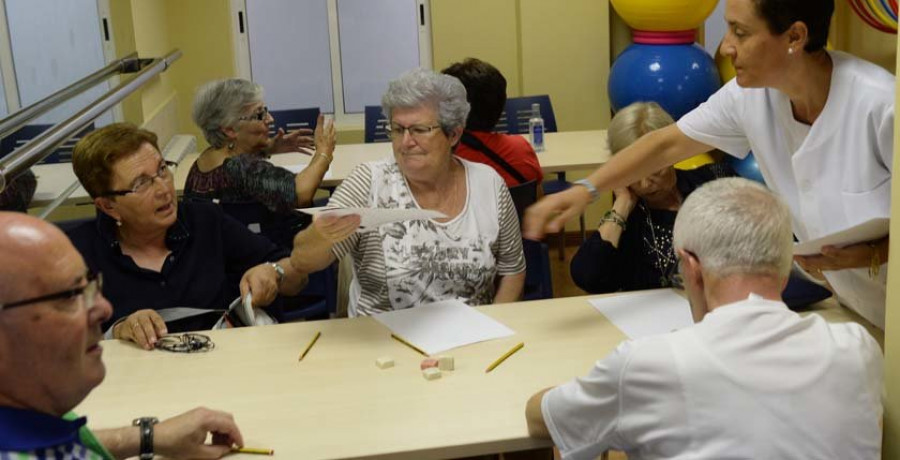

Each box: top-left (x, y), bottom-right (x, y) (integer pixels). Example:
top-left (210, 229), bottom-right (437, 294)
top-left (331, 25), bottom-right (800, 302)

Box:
top-left (100, 160), bottom-right (177, 197)
top-left (0, 271), bottom-right (102, 312)
top-left (155, 333), bottom-right (215, 353)
top-left (386, 123), bottom-right (442, 141)
top-left (239, 106), bottom-right (269, 122)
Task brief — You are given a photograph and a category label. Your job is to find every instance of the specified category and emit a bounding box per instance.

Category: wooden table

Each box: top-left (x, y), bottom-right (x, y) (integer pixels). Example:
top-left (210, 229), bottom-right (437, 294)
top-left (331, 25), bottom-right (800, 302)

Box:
top-left (74, 293), bottom-right (879, 459)
top-left (31, 130), bottom-right (610, 207)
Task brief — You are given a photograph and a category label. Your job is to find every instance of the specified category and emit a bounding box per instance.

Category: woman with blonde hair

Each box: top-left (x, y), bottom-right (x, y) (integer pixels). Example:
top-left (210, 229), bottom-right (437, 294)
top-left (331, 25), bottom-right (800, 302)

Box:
top-left (569, 102), bottom-right (734, 293)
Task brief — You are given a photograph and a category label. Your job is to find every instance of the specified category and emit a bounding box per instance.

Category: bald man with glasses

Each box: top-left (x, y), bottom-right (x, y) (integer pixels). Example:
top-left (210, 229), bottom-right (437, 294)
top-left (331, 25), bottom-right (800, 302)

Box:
top-left (0, 212), bottom-right (245, 460)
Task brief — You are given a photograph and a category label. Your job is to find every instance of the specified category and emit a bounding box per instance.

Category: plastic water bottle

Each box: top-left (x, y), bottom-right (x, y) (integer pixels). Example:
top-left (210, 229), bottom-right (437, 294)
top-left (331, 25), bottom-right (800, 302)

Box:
top-left (528, 103), bottom-right (545, 152)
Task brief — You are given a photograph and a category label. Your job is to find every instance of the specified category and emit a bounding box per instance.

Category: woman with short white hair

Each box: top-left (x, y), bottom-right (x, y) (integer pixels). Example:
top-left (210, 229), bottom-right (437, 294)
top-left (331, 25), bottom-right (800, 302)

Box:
top-left (291, 69), bottom-right (525, 316)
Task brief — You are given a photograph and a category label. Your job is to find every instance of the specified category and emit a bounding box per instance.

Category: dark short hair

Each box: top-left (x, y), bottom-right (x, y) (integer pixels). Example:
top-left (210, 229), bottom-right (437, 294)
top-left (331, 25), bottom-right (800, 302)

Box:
top-left (753, 0), bottom-right (833, 52)
top-left (72, 123), bottom-right (160, 198)
top-left (441, 58), bottom-right (507, 131)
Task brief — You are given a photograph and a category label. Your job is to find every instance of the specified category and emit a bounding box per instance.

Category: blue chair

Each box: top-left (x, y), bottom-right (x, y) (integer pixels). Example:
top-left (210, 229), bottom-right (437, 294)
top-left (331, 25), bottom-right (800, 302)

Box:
top-left (268, 107), bottom-right (320, 137)
top-left (280, 262), bottom-right (338, 321)
top-left (500, 95), bottom-right (558, 135)
top-left (523, 239), bottom-right (553, 300)
top-left (0, 123), bottom-right (94, 164)
top-left (364, 105), bottom-right (391, 143)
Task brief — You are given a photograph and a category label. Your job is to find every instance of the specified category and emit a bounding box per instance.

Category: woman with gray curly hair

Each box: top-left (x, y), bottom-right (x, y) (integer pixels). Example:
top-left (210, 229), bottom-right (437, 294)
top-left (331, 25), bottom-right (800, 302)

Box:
top-left (291, 68), bottom-right (525, 316)
top-left (184, 79), bottom-right (336, 225)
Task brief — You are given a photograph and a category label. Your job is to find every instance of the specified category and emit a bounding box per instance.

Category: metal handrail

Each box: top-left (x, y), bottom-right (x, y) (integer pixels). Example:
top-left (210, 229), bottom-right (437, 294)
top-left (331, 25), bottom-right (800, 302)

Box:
top-left (0, 49), bottom-right (182, 192)
top-left (0, 52), bottom-right (141, 140)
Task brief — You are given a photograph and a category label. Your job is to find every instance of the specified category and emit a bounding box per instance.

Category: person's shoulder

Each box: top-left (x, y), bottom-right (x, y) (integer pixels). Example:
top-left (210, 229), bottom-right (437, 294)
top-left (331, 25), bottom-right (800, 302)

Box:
top-left (826, 321), bottom-right (881, 351)
top-left (459, 157), bottom-right (506, 186)
top-left (832, 51), bottom-right (895, 92)
top-left (177, 200), bottom-right (225, 227)
top-left (61, 217), bottom-right (100, 248)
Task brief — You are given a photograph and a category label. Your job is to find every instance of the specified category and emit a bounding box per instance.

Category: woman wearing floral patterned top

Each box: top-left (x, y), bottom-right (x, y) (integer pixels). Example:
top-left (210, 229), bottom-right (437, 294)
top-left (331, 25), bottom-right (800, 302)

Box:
top-left (290, 69), bottom-right (525, 316)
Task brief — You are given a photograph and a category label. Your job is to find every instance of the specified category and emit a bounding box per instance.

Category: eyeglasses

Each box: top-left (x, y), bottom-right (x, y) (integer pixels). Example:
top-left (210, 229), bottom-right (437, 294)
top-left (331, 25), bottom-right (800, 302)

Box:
top-left (386, 123), bottom-right (442, 141)
top-left (101, 160), bottom-right (177, 197)
top-left (239, 106), bottom-right (270, 122)
top-left (0, 271), bottom-right (102, 312)
top-left (155, 333), bottom-right (215, 353)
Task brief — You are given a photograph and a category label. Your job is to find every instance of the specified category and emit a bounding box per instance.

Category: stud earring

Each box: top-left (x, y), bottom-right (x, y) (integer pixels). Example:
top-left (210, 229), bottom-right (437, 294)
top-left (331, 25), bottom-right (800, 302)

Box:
top-left (227, 141), bottom-right (235, 150)
top-left (788, 47), bottom-right (794, 55)
top-left (116, 219), bottom-right (122, 227)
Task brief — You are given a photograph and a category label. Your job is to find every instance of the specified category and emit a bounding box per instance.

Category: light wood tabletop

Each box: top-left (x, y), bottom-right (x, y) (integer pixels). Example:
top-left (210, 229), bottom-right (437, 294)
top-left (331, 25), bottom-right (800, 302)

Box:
top-left (32, 130), bottom-right (610, 207)
top-left (74, 292), bottom-right (880, 459)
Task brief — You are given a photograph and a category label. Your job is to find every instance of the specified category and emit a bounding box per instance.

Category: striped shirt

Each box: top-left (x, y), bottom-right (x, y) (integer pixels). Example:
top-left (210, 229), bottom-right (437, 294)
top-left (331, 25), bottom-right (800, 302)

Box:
top-left (331, 157), bottom-right (525, 316)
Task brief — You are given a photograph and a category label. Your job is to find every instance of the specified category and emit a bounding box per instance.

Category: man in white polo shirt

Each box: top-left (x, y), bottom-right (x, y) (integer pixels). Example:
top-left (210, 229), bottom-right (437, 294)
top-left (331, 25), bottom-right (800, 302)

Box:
top-left (525, 178), bottom-right (882, 459)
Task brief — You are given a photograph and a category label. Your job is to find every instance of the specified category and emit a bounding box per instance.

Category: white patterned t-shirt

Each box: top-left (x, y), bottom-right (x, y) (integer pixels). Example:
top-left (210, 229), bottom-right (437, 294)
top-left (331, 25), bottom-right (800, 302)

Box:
top-left (330, 157), bottom-right (525, 316)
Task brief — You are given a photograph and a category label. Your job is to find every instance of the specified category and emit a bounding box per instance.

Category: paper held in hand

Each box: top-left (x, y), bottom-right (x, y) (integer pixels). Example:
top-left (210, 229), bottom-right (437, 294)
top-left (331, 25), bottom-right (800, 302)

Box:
top-left (373, 299), bottom-right (515, 356)
top-left (298, 206), bottom-right (447, 231)
top-left (793, 218), bottom-right (889, 256)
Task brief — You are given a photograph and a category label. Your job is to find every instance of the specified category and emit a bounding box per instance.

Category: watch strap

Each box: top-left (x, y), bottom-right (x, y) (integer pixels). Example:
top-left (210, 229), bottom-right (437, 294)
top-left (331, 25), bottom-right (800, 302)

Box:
top-left (132, 416), bottom-right (158, 460)
top-left (271, 262), bottom-right (286, 286)
top-left (573, 179), bottom-right (599, 203)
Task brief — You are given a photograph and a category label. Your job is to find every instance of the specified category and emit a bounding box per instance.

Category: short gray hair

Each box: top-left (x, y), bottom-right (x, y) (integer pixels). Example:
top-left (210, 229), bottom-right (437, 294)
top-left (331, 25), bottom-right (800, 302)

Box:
top-left (381, 68), bottom-right (470, 133)
top-left (673, 178), bottom-right (794, 278)
top-left (192, 79), bottom-right (263, 148)
top-left (608, 102), bottom-right (674, 154)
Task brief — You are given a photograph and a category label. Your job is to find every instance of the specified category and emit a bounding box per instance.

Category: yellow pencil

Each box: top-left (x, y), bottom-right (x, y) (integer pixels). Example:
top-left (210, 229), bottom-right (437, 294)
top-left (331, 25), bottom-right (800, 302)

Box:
top-left (485, 342), bottom-right (524, 373)
top-left (298, 331), bottom-right (321, 361)
top-left (232, 446), bottom-right (274, 455)
top-left (390, 333), bottom-right (429, 357)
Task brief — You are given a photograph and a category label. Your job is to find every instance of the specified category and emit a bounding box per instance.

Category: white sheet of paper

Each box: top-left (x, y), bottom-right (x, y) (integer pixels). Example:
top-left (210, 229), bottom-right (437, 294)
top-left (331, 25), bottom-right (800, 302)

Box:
top-left (299, 206), bottom-right (446, 230)
top-left (372, 299), bottom-right (515, 355)
top-left (588, 289), bottom-right (693, 340)
top-left (283, 162), bottom-right (332, 179)
top-left (793, 218), bottom-right (889, 256)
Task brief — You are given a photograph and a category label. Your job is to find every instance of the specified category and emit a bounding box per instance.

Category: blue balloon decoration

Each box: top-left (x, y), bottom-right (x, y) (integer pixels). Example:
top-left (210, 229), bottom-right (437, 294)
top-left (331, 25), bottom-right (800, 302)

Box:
top-left (726, 152), bottom-right (766, 184)
top-left (608, 42), bottom-right (721, 120)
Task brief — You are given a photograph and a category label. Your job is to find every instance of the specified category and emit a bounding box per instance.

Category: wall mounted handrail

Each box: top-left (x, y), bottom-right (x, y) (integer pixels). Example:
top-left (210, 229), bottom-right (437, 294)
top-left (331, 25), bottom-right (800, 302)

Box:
top-left (0, 49), bottom-right (182, 193)
top-left (0, 52), bottom-right (140, 139)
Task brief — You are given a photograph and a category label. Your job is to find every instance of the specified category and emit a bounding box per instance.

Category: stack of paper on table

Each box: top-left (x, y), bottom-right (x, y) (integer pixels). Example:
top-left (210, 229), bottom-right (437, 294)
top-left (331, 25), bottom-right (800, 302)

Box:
top-left (588, 289), bottom-right (693, 339)
top-left (299, 207), bottom-right (446, 231)
top-left (793, 218), bottom-right (889, 256)
top-left (373, 299), bottom-right (515, 355)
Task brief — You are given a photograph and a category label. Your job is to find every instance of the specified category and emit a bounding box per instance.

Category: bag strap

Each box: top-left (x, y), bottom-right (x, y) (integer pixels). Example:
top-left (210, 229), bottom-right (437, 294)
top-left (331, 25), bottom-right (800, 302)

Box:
top-left (460, 131), bottom-right (528, 184)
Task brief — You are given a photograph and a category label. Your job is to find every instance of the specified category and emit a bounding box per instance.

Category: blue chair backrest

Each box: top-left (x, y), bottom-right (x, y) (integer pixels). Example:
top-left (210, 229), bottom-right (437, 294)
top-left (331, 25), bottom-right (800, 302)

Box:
top-left (279, 262), bottom-right (338, 321)
top-left (268, 107), bottom-right (320, 137)
top-left (523, 239), bottom-right (553, 300)
top-left (507, 179), bottom-right (538, 225)
top-left (498, 95), bottom-right (557, 135)
top-left (364, 105), bottom-right (391, 143)
top-left (0, 123), bottom-right (94, 164)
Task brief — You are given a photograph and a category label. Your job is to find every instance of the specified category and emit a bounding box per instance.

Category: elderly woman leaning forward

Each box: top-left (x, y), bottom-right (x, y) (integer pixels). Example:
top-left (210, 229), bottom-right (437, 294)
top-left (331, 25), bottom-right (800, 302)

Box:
top-left (66, 123), bottom-right (306, 350)
top-left (291, 69), bottom-right (526, 316)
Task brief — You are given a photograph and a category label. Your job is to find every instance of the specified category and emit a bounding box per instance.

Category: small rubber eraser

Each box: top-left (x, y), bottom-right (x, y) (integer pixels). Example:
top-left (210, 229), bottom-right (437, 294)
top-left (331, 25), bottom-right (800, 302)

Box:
top-left (420, 358), bottom-right (440, 370)
top-left (437, 355), bottom-right (455, 371)
top-left (375, 357), bottom-right (395, 369)
top-left (422, 367), bottom-right (442, 380)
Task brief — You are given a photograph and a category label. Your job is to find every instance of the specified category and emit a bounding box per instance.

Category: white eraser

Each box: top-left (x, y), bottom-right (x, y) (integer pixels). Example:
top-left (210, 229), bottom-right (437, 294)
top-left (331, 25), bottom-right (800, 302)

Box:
top-left (422, 367), bottom-right (442, 380)
top-left (437, 355), bottom-right (455, 371)
top-left (375, 356), bottom-right (395, 369)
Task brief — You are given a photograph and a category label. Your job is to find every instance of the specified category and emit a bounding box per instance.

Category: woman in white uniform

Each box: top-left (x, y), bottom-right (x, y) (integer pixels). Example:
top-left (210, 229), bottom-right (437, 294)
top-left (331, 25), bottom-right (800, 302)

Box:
top-left (525, 0), bottom-right (892, 329)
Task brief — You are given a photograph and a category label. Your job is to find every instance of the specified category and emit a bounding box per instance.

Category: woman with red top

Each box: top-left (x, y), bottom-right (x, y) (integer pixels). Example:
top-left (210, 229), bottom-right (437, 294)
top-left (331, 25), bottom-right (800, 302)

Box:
top-left (442, 58), bottom-right (543, 188)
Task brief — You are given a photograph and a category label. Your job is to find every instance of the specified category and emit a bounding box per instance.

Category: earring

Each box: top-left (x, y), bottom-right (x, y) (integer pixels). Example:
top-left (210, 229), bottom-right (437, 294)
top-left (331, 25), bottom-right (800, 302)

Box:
top-left (115, 219), bottom-right (122, 227)
top-left (788, 47), bottom-right (794, 55)
top-left (227, 141), bottom-right (235, 150)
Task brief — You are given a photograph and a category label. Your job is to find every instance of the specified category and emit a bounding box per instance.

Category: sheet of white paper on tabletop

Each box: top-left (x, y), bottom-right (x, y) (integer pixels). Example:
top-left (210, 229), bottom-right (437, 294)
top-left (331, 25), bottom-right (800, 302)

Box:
top-left (373, 299), bottom-right (515, 355)
top-left (298, 207), bottom-right (446, 231)
top-left (793, 218), bottom-right (889, 256)
top-left (588, 289), bottom-right (693, 339)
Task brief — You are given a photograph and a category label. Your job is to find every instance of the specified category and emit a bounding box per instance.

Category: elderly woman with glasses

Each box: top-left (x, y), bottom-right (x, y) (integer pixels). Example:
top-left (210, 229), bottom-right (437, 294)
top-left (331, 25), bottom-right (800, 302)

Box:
top-left (291, 69), bottom-right (525, 316)
top-left (185, 79), bottom-right (337, 216)
top-left (65, 123), bottom-right (307, 350)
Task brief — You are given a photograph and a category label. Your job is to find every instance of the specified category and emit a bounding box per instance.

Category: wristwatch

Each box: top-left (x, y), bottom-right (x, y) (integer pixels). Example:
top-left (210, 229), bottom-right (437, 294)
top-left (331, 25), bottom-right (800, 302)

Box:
top-left (573, 179), bottom-right (600, 203)
top-left (132, 416), bottom-right (159, 460)
top-left (270, 262), bottom-right (286, 286)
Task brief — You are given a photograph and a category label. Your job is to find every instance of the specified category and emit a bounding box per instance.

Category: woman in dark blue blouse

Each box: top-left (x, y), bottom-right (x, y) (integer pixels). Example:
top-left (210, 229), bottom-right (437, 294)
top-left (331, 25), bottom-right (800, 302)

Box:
top-left (570, 102), bottom-right (735, 294)
top-left (67, 124), bottom-right (307, 350)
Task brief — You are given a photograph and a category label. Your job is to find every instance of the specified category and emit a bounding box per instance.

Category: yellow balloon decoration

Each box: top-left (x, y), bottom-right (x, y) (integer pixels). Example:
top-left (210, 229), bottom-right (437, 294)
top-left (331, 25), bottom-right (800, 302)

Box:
top-left (674, 152), bottom-right (716, 170)
top-left (610, 0), bottom-right (719, 31)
